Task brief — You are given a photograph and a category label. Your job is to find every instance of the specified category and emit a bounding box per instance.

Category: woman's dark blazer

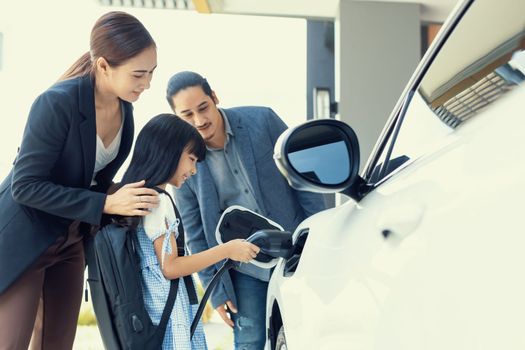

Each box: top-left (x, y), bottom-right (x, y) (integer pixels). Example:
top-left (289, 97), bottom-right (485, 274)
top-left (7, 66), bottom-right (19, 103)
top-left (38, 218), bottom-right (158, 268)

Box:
top-left (0, 75), bottom-right (134, 294)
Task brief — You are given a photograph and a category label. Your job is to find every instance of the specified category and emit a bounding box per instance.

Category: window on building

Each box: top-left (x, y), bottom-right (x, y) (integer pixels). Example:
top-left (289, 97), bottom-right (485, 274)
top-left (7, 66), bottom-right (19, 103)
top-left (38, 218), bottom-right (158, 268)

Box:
top-left (421, 23), bottom-right (442, 57)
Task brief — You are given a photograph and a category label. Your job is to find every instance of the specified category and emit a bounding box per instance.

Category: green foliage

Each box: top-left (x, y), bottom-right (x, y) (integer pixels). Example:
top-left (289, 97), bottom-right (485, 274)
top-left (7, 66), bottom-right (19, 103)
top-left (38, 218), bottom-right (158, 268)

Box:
top-left (77, 301), bottom-right (97, 326)
top-left (195, 277), bottom-right (214, 323)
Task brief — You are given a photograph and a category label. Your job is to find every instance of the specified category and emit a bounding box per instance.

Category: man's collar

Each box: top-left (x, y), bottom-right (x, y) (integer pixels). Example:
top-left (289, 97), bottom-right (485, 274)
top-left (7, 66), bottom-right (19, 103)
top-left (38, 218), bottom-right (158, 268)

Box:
top-left (206, 108), bottom-right (233, 151)
top-left (219, 108), bottom-right (234, 137)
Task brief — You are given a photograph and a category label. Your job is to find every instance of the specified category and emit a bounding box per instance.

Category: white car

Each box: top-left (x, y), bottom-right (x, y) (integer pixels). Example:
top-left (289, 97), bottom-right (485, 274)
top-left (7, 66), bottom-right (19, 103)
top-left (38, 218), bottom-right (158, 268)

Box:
top-left (265, 0), bottom-right (525, 348)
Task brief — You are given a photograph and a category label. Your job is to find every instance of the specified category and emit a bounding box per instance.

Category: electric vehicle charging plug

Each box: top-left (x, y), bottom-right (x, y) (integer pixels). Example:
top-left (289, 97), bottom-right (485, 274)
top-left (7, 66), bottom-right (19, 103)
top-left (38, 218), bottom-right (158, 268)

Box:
top-left (246, 229), bottom-right (294, 259)
top-left (190, 229), bottom-right (294, 338)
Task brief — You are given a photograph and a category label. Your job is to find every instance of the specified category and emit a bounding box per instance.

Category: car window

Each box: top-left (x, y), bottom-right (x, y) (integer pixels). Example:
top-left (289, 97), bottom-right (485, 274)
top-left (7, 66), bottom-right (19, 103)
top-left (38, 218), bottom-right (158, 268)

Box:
top-left (367, 0), bottom-right (525, 185)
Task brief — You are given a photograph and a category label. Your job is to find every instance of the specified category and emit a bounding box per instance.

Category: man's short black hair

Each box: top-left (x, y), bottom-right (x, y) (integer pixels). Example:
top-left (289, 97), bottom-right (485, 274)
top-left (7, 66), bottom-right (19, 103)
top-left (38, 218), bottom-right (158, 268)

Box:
top-left (166, 71), bottom-right (213, 110)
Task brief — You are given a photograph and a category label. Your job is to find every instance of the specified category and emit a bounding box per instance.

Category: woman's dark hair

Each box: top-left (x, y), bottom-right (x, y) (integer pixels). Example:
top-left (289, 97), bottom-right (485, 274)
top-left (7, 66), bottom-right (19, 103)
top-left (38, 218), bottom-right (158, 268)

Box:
top-left (60, 11), bottom-right (156, 81)
top-left (166, 71), bottom-right (213, 110)
top-left (115, 113), bottom-right (206, 228)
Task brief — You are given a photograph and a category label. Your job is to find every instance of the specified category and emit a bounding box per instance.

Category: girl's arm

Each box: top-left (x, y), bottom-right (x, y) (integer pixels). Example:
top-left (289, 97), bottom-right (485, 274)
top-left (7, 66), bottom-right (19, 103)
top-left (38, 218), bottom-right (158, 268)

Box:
top-left (153, 234), bottom-right (259, 280)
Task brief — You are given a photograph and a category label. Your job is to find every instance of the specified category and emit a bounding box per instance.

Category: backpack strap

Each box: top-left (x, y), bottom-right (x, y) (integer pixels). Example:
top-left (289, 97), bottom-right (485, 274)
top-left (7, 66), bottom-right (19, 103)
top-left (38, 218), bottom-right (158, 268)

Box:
top-left (156, 267), bottom-right (179, 338)
top-left (126, 220), bottom-right (180, 341)
top-left (153, 187), bottom-right (198, 305)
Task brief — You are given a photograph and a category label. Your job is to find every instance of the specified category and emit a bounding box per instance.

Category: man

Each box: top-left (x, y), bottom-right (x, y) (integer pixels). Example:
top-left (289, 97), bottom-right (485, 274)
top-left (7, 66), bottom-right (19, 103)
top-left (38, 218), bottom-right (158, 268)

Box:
top-left (166, 71), bottom-right (326, 349)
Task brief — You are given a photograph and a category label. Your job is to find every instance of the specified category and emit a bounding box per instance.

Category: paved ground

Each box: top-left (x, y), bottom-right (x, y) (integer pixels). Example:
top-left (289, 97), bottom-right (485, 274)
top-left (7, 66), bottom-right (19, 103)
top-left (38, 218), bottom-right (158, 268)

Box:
top-left (74, 313), bottom-right (233, 350)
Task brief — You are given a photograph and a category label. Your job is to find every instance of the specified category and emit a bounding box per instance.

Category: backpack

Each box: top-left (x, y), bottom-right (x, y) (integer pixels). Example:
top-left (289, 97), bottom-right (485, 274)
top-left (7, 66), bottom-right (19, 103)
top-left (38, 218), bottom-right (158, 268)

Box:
top-left (86, 187), bottom-right (197, 350)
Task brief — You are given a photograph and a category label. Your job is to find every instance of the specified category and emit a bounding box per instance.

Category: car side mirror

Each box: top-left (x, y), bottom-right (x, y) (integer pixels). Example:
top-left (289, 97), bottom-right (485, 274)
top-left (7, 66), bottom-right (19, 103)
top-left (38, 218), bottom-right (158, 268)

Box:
top-left (274, 119), bottom-right (365, 201)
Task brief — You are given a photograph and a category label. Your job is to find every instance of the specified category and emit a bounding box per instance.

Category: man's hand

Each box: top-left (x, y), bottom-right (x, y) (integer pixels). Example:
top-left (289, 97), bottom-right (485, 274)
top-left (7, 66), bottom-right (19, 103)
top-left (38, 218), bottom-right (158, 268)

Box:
top-left (215, 300), bottom-right (237, 328)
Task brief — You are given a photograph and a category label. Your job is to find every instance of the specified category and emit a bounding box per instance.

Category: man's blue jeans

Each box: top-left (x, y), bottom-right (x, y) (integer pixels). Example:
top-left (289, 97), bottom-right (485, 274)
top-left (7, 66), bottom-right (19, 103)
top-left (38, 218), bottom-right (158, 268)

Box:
top-left (229, 269), bottom-right (268, 350)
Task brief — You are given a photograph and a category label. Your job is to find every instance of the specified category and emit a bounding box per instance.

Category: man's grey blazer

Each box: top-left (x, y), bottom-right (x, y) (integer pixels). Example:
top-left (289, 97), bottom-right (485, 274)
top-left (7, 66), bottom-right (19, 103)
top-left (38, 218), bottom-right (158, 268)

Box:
top-left (175, 106), bottom-right (326, 308)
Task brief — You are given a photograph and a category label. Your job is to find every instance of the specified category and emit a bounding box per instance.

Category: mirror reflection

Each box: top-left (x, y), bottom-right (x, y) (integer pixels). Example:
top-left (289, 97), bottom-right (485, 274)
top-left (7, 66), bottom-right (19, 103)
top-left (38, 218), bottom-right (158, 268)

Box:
top-left (287, 126), bottom-right (350, 185)
top-left (375, 0), bottom-right (525, 184)
top-left (419, 0), bottom-right (525, 128)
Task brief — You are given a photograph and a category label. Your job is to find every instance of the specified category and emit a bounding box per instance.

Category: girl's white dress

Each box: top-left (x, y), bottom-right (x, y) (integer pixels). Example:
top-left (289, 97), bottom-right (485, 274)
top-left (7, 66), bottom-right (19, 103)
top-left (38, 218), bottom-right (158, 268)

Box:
top-left (135, 193), bottom-right (208, 350)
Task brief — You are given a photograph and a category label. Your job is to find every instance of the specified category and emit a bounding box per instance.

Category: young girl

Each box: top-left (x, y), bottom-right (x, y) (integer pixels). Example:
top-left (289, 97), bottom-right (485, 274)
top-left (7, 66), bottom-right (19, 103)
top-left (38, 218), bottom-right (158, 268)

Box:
top-left (120, 113), bottom-right (260, 349)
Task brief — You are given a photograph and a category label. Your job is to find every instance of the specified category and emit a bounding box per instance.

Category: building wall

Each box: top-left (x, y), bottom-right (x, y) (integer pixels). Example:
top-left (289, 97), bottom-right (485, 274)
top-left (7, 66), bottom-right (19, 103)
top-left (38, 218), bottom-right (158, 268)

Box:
top-left (306, 20), bottom-right (335, 119)
top-left (335, 1), bottom-right (421, 170)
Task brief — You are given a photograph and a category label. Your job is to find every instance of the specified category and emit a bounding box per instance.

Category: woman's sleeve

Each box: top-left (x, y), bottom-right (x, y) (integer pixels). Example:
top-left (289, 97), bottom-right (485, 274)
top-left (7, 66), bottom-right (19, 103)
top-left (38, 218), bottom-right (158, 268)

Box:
top-left (11, 89), bottom-right (107, 225)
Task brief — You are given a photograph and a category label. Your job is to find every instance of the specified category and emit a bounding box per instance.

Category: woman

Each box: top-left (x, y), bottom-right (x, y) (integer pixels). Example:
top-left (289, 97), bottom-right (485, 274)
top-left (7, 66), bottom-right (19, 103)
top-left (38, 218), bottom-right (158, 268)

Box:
top-left (0, 11), bottom-right (159, 349)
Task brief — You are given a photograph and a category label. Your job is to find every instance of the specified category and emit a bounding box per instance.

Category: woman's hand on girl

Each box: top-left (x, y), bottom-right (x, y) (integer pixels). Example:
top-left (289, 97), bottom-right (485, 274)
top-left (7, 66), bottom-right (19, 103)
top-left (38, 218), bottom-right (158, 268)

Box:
top-left (224, 239), bottom-right (260, 263)
top-left (103, 180), bottom-right (159, 216)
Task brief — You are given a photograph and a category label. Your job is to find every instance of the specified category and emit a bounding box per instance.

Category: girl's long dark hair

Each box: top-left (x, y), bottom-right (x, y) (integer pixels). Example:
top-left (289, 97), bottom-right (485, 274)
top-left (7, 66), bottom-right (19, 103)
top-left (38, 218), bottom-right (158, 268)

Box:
top-left (115, 114), bottom-right (206, 228)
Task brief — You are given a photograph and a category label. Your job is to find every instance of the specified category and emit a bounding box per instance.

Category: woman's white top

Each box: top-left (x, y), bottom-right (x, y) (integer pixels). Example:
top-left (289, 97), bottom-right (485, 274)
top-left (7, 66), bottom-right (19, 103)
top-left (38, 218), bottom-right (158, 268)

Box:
top-left (91, 110), bottom-right (124, 186)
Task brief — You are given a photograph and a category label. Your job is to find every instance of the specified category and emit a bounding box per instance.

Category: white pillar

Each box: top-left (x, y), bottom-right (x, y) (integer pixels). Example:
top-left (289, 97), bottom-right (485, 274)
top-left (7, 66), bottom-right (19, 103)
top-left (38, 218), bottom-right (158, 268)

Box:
top-left (335, 1), bottom-right (421, 169)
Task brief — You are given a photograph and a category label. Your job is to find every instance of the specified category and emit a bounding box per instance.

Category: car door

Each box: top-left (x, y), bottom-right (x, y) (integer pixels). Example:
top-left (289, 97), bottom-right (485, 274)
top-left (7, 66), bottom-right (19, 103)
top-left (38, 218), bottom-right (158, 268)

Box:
top-left (337, 0), bottom-right (525, 348)
top-left (268, 0), bottom-right (525, 348)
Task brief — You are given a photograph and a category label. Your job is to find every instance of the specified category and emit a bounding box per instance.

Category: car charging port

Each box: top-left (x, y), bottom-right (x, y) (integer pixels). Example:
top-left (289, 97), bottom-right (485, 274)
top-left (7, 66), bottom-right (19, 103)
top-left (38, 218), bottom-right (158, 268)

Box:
top-left (283, 228), bottom-right (309, 277)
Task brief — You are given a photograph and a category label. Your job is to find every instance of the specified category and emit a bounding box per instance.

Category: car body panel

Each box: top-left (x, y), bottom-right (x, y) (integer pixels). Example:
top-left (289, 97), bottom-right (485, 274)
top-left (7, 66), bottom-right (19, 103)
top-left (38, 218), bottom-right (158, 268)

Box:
top-left (268, 81), bottom-right (525, 349)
